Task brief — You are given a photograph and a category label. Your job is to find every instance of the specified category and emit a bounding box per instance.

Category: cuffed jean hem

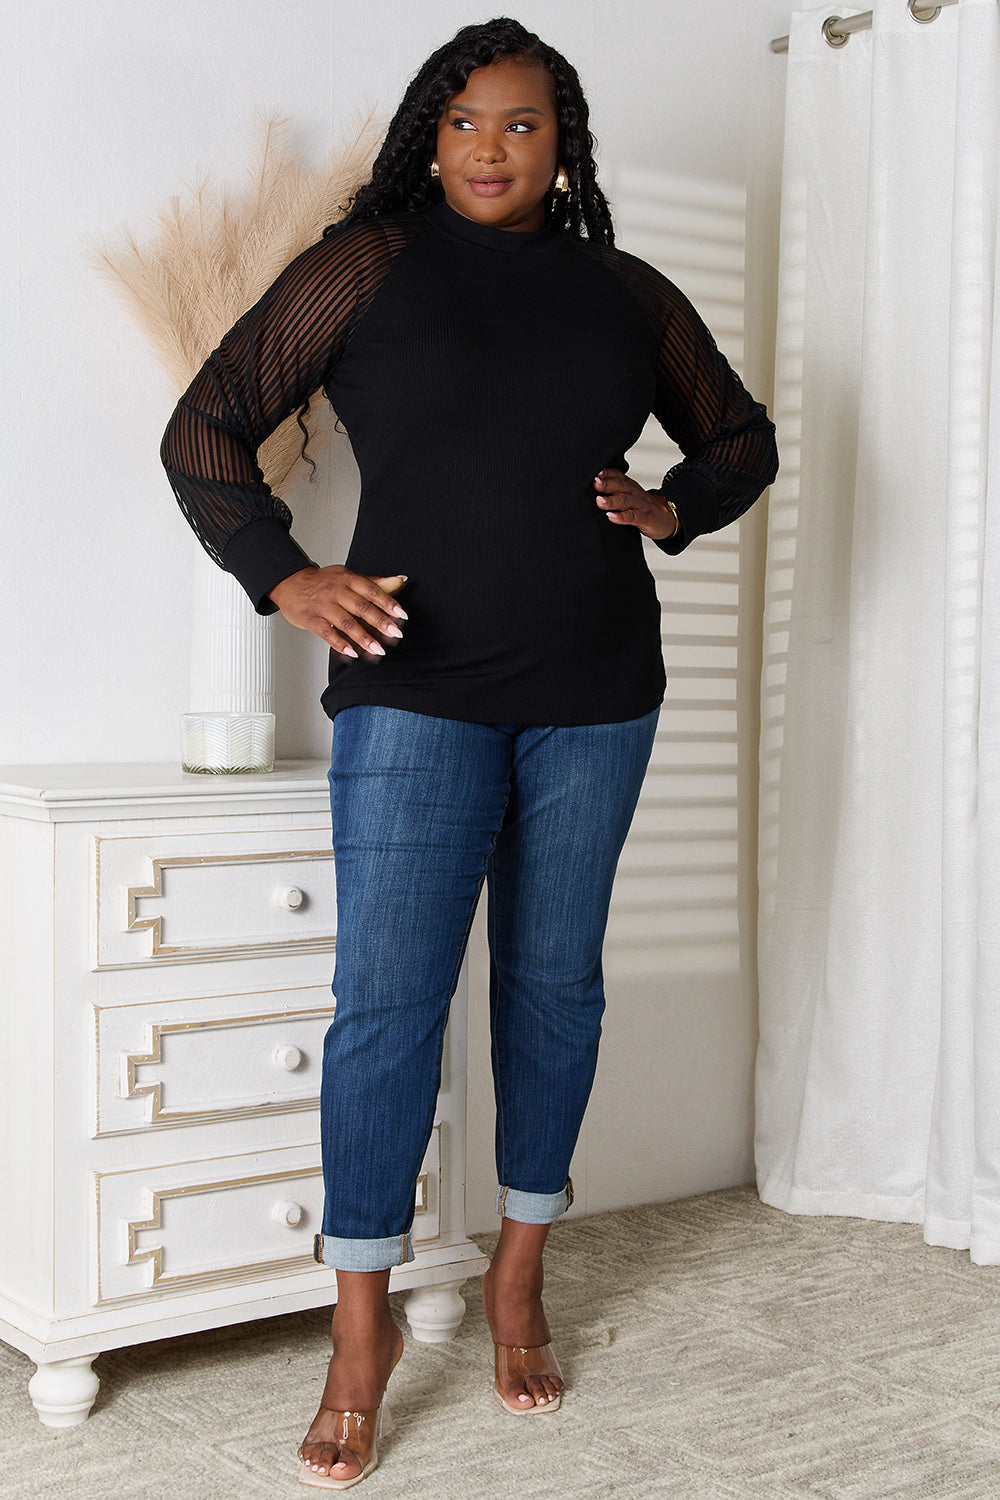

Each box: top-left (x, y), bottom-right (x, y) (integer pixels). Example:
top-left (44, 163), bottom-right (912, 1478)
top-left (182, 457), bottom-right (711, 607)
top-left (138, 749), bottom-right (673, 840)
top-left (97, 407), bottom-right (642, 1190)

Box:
top-left (313, 1232), bottom-right (415, 1272)
top-left (496, 1178), bottom-right (574, 1224)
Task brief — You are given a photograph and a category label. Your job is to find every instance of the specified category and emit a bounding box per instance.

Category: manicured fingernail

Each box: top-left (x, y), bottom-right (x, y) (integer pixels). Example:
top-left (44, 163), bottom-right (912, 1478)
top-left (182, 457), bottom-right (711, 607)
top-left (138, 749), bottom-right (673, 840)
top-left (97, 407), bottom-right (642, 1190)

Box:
top-left (385, 624), bottom-right (403, 639)
top-left (594, 475), bottom-right (604, 484)
top-left (342, 646), bottom-right (359, 658)
top-left (392, 605), bottom-right (408, 619)
top-left (368, 642), bottom-right (385, 656)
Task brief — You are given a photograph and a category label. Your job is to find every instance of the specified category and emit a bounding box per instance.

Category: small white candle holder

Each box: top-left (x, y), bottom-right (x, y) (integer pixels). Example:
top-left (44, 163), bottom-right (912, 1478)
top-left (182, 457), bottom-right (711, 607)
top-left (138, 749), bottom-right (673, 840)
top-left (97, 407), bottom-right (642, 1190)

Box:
top-left (181, 712), bottom-right (275, 775)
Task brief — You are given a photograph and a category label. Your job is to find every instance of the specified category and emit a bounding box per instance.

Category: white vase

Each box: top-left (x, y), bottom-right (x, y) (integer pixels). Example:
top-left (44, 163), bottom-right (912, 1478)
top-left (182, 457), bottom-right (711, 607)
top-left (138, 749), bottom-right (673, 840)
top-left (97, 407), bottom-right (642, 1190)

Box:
top-left (186, 548), bottom-right (275, 772)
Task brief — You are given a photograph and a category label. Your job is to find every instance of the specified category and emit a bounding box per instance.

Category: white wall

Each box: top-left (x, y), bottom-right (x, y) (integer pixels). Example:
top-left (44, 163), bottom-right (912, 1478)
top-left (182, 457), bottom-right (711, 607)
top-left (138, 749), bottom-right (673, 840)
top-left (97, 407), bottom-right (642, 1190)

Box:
top-left (2, 0), bottom-right (793, 1226)
top-left (1, 1), bottom-right (339, 765)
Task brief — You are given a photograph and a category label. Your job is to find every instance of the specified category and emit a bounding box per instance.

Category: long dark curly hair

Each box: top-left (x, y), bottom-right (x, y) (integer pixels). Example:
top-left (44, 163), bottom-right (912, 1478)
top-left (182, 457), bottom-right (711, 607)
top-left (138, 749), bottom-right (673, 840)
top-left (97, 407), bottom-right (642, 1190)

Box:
top-left (336, 17), bottom-right (614, 245)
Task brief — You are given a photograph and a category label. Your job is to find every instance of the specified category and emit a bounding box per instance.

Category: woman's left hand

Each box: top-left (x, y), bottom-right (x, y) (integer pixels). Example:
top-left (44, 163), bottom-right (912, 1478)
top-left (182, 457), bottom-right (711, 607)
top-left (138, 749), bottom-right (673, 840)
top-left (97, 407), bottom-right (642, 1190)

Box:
top-left (594, 469), bottom-right (678, 541)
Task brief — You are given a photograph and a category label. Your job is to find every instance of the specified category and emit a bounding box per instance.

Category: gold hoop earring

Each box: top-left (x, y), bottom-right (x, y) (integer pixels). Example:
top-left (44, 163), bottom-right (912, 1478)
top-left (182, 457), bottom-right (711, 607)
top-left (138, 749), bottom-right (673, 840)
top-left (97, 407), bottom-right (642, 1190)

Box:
top-left (430, 160), bottom-right (440, 180)
top-left (553, 166), bottom-right (569, 196)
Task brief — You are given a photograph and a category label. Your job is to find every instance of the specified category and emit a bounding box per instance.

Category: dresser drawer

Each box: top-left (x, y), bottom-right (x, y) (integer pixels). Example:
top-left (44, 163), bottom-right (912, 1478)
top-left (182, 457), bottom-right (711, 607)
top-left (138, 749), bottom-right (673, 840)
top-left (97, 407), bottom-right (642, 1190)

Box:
top-left (93, 828), bottom-right (335, 969)
top-left (93, 989), bottom-right (332, 1136)
top-left (93, 1129), bottom-right (440, 1304)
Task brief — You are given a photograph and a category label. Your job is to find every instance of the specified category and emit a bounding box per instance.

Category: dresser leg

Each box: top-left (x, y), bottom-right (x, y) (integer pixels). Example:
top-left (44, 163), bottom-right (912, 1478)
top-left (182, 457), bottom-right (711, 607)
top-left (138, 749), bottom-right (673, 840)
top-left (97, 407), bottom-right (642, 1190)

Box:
top-left (27, 1357), bottom-right (100, 1426)
top-left (404, 1279), bottom-right (467, 1343)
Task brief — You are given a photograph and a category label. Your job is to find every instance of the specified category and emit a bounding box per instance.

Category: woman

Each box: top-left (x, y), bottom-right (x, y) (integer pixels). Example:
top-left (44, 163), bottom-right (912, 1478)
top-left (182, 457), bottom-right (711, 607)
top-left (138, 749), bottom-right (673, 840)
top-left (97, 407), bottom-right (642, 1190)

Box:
top-left (162, 17), bottom-right (777, 1489)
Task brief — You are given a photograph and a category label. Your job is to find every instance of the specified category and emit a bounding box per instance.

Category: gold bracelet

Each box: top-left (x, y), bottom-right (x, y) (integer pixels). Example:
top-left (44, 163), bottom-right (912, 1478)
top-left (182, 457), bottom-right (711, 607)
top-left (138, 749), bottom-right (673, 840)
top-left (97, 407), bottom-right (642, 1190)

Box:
top-left (655, 494), bottom-right (681, 538)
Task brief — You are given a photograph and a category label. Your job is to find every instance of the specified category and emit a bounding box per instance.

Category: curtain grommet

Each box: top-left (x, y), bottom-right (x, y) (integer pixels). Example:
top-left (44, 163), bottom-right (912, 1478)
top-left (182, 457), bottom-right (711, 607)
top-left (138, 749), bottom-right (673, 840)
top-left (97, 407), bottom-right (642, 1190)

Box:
top-left (908, 2), bottom-right (942, 22)
top-left (822, 16), bottom-right (850, 48)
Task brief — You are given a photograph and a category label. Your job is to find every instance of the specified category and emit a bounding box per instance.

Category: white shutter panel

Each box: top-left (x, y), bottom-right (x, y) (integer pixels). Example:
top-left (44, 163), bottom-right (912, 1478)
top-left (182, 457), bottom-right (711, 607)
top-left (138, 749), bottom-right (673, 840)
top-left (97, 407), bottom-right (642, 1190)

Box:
top-left (607, 167), bottom-right (748, 977)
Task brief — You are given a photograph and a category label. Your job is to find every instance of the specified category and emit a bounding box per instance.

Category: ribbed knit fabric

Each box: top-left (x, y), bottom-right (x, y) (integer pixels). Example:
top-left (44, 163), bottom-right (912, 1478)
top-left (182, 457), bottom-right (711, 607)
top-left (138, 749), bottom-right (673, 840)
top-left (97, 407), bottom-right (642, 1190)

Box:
top-left (162, 199), bottom-right (778, 726)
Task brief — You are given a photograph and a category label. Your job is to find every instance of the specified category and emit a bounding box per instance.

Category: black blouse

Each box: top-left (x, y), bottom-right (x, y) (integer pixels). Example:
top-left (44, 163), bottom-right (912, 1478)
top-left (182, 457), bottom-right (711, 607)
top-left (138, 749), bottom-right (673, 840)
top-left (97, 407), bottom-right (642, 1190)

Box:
top-left (162, 200), bottom-right (778, 725)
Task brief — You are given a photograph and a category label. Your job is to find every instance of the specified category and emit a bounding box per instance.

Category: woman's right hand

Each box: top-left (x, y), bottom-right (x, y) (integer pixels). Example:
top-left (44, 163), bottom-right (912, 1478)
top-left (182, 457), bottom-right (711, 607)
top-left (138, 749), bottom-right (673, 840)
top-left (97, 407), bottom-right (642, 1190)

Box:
top-left (268, 566), bottom-right (408, 660)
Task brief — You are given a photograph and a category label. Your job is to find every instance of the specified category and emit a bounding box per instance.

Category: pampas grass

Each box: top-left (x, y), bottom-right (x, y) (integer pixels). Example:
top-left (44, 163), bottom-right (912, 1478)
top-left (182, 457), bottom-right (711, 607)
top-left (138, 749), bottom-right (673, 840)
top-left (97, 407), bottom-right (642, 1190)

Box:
top-left (89, 111), bottom-right (383, 490)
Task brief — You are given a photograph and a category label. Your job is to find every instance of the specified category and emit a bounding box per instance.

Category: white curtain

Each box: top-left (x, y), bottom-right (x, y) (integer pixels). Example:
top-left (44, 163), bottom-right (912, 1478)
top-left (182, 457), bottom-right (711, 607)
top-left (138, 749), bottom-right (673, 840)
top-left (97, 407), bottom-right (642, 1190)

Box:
top-left (756, 0), bottom-right (1000, 1262)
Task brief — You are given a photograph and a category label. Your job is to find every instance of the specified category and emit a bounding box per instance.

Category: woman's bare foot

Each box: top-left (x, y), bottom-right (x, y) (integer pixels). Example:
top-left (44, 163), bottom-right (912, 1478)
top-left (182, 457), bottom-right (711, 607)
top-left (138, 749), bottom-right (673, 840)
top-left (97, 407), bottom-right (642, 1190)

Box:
top-left (482, 1220), bottom-right (563, 1410)
top-left (299, 1270), bottom-right (404, 1481)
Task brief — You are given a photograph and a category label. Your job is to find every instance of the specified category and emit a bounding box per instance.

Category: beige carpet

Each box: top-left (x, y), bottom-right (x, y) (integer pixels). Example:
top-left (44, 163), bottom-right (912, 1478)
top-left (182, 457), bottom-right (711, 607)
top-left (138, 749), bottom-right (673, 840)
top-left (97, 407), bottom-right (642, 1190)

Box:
top-left (3, 1187), bottom-right (1000, 1498)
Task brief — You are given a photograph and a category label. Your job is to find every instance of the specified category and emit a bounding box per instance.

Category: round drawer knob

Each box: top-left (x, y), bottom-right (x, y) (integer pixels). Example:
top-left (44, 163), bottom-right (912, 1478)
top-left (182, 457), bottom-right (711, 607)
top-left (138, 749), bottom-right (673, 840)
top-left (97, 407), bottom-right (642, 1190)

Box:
top-left (274, 885), bottom-right (305, 910)
top-left (272, 1044), bottom-right (303, 1072)
top-left (272, 1199), bottom-right (305, 1228)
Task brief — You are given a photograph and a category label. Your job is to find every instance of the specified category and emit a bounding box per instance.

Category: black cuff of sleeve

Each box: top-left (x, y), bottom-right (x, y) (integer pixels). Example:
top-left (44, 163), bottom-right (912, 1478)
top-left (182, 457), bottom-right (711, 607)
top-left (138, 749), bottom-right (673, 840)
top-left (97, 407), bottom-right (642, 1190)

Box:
top-left (653, 468), bottom-right (719, 555)
top-left (220, 518), bottom-right (317, 614)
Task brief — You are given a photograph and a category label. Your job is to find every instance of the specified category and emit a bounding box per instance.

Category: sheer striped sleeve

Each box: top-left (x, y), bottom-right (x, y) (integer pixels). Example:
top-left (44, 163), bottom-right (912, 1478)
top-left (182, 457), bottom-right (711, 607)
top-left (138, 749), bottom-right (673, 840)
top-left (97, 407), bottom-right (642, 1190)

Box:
top-left (160, 217), bottom-right (419, 612)
top-left (595, 247), bottom-right (779, 554)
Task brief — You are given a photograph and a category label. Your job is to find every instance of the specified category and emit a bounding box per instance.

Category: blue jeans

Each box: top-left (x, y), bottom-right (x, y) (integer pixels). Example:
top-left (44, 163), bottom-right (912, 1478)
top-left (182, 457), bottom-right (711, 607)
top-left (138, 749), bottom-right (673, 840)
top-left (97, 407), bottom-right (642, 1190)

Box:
top-left (314, 705), bottom-right (658, 1272)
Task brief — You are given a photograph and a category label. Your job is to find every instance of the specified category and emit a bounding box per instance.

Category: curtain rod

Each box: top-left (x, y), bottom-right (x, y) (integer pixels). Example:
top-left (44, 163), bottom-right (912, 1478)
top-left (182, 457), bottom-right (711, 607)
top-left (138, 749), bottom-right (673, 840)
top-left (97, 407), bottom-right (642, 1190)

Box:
top-left (771, 0), bottom-right (957, 54)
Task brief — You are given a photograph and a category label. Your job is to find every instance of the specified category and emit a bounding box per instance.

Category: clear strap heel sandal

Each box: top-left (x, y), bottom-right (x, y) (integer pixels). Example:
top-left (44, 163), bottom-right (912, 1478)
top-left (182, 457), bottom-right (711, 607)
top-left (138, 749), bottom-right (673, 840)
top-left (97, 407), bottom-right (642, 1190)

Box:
top-left (298, 1398), bottom-right (393, 1490)
top-left (493, 1342), bottom-right (564, 1414)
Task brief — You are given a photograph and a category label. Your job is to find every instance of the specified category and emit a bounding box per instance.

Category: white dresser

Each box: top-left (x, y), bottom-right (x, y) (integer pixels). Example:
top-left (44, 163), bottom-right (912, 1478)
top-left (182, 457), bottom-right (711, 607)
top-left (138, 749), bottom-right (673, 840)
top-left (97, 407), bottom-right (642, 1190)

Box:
top-left (0, 762), bottom-right (487, 1426)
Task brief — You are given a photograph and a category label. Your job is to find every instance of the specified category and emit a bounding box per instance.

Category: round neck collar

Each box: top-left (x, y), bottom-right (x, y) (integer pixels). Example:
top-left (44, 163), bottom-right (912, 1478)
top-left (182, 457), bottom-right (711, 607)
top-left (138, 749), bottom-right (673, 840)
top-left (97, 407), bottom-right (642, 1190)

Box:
top-left (427, 198), bottom-right (566, 254)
